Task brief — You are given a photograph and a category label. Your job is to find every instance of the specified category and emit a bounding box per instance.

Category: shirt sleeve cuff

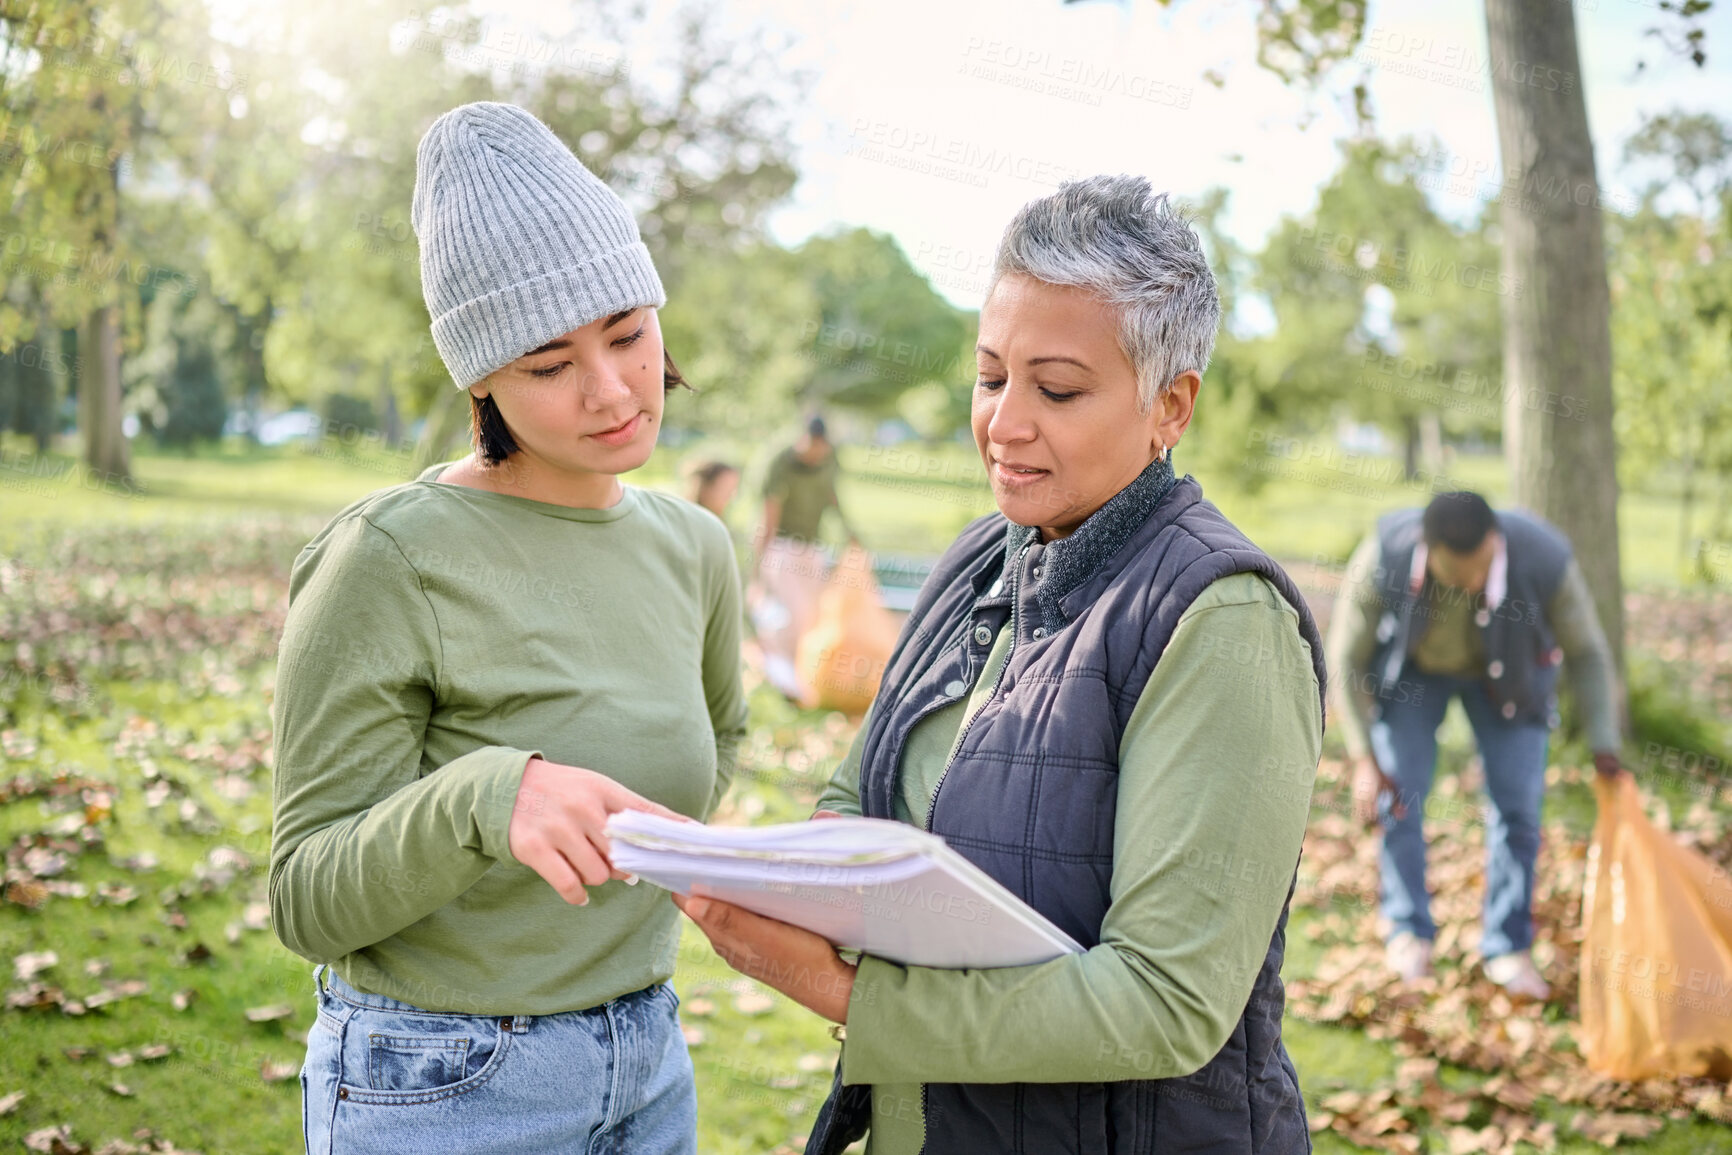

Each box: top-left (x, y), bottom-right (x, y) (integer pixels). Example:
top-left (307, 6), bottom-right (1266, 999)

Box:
top-left (839, 954), bottom-right (912, 1086)
top-left (470, 747), bottom-right (542, 867)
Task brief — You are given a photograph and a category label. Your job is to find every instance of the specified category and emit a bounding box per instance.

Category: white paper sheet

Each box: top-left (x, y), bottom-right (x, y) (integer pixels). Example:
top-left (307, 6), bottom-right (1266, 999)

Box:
top-left (606, 812), bottom-right (1086, 969)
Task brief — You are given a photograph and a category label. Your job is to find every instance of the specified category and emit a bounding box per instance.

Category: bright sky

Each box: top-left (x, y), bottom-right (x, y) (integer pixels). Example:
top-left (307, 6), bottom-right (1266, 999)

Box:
top-left (489, 0), bottom-right (1731, 310)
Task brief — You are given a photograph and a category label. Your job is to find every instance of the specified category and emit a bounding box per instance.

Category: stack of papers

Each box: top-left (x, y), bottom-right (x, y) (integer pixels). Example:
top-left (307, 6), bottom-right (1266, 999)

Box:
top-left (605, 812), bottom-right (1086, 969)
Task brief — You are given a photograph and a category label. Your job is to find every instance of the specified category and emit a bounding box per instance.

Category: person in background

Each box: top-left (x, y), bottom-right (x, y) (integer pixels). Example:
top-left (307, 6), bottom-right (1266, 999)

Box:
top-left (751, 415), bottom-right (858, 698)
top-left (682, 458), bottom-right (740, 520)
top-left (1326, 490), bottom-right (1625, 999)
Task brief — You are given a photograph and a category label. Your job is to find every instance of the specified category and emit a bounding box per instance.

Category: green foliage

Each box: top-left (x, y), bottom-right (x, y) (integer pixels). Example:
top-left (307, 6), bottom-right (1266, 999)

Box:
top-left (792, 228), bottom-right (973, 414)
top-left (1625, 658), bottom-right (1730, 777)
top-left (319, 393), bottom-right (378, 439)
top-left (123, 291), bottom-right (235, 446)
top-left (0, 325), bottom-right (67, 449)
top-left (1, 0), bottom-right (812, 453)
top-left (659, 228), bottom-right (975, 454)
top-left (1609, 111), bottom-right (1732, 569)
top-left (1229, 140), bottom-right (1502, 474)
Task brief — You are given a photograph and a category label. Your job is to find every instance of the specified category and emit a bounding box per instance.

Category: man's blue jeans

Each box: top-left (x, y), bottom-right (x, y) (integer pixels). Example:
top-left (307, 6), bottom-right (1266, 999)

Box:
top-left (1370, 668), bottom-right (1551, 959)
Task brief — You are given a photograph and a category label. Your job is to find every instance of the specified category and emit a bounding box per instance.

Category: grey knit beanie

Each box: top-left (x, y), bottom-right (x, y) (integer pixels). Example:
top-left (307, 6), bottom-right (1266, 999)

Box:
top-left (411, 101), bottom-right (666, 390)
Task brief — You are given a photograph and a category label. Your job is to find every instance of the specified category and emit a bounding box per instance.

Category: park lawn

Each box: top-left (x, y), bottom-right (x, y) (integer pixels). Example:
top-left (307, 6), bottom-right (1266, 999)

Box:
top-left (1, 438), bottom-right (1728, 1153)
top-left (3, 433), bottom-right (1716, 591)
top-left (4, 665), bottom-right (1726, 1155)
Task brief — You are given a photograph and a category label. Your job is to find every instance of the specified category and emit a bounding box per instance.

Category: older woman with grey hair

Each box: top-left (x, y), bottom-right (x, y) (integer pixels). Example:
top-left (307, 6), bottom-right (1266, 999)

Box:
top-left (678, 176), bottom-right (1327, 1154)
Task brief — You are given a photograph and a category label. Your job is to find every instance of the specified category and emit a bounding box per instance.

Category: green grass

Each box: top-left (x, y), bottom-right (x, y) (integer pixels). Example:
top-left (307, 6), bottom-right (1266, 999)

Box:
top-left (6, 668), bottom-right (1726, 1153)
top-left (2, 437), bottom-right (1729, 1153)
top-left (4, 432), bottom-right (1721, 593)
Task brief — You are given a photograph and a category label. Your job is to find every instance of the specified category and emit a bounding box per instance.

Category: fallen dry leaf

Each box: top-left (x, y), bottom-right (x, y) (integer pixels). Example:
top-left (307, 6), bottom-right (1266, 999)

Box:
top-left (13, 950), bottom-right (58, 981)
top-left (23, 1124), bottom-right (87, 1154)
top-left (1568, 1110), bottom-right (1666, 1146)
top-left (258, 1058), bottom-right (297, 1083)
top-left (732, 991), bottom-right (775, 1016)
top-left (1290, 764), bottom-right (1730, 1142)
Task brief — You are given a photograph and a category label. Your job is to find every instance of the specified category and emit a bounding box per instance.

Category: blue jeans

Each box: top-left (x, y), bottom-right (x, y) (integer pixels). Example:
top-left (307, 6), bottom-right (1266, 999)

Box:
top-left (300, 964), bottom-right (696, 1155)
top-left (1371, 668), bottom-right (1551, 958)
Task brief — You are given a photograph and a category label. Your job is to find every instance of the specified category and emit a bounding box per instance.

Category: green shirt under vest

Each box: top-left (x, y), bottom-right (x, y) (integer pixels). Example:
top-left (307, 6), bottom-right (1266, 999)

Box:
top-left (815, 572), bottom-right (1323, 1154)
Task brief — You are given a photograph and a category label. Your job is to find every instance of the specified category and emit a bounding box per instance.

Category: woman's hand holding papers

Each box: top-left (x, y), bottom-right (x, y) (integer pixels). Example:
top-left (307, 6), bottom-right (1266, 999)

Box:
top-left (672, 804), bottom-right (854, 1022)
top-left (508, 757), bottom-right (690, 907)
top-left (674, 892), bottom-right (858, 1023)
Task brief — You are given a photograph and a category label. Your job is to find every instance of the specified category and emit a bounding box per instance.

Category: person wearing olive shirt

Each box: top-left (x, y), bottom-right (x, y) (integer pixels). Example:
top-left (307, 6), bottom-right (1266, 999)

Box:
top-left (1326, 490), bottom-right (1625, 1000)
top-left (752, 416), bottom-right (859, 698)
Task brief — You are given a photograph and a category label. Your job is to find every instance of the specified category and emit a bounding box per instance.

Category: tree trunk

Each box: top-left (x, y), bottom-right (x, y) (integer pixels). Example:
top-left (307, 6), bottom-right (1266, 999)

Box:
top-left (78, 304), bottom-right (130, 483)
top-left (1401, 413), bottom-right (1420, 481)
top-left (1484, 0), bottom-right (1625, 677)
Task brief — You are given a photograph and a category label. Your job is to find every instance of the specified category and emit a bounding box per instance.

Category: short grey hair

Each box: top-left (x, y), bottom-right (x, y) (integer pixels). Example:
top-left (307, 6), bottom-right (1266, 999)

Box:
top-left (989, 175), bottom-right (1221, 412)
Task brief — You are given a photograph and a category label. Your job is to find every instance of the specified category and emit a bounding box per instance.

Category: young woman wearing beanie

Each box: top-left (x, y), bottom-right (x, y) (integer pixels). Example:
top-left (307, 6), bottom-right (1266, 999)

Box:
top-left (269, 101), bottom-right (747, 1154)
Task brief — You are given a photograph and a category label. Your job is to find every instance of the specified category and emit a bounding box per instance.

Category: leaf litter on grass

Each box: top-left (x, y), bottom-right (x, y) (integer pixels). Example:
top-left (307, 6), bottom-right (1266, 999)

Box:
top-left (1291, 760), bottom-right (1732, 1150)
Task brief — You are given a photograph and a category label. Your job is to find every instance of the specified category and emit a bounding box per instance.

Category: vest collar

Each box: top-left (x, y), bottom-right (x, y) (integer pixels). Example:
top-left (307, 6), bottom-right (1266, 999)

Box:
top-left (1485, 527), bottom-right (1509, 611)
top-left (999, 454), bottom-right (1180, 631)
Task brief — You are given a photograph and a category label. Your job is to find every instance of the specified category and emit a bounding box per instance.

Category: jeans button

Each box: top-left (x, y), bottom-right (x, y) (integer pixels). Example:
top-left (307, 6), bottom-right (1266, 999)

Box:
top-left (337, 1087), bottom-right (349, 1100)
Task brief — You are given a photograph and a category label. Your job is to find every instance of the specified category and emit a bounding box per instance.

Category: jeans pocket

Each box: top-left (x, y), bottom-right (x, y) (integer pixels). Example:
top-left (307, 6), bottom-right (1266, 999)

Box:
top-left (368, 1033), bottom-right (471, 1092)
top-left (338, 1009), bottom-right (510, 1106)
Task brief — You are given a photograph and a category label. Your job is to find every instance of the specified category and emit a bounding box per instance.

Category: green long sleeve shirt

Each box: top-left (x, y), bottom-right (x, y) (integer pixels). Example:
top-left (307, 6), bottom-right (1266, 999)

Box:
top-left (268, 468), bottom-right (748, 1015)
top-left (1324, 531), bottom-right (1620, 759)
top-left (814, 572), bottom-right (1323, 1154)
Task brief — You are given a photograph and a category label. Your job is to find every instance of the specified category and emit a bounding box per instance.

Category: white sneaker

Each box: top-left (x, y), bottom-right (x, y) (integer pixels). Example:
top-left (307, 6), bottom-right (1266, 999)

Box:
top-left (1484, 951), bottom-right (1550, 1000)
top-left (1385, 932), bottom-right (1433, 980)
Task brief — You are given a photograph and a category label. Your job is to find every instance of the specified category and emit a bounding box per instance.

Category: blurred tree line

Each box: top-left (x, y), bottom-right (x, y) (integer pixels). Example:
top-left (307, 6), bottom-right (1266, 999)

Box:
top-left (0, 0), bottom-right (969, 476)
top-left (0, 0), bottom-right (1726, 589)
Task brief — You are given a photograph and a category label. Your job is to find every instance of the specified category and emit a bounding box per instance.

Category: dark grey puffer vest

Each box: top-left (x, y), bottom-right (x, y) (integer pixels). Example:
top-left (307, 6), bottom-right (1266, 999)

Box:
top-left (1366, 508), bottom-right (1572, 729)
top-left (806, 464), bottom-right (1327, 1155)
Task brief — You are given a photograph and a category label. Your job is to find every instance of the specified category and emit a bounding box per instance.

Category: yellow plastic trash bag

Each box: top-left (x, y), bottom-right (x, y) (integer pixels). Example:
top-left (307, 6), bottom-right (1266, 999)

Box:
top-left (795, 545), bottom-right (901, 715)
top-left (1578, 771), bottom-right (1732, 1080)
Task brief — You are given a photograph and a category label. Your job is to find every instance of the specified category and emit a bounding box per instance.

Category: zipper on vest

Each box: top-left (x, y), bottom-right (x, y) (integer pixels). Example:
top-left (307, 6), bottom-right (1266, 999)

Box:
top-left (923, 538), bottom-right (1027, 834)
top-left (918, 540), bottom-right (1026, 1155)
